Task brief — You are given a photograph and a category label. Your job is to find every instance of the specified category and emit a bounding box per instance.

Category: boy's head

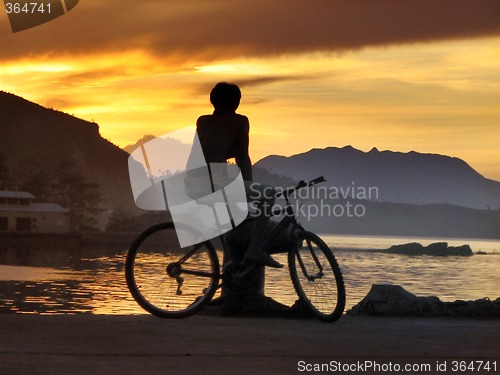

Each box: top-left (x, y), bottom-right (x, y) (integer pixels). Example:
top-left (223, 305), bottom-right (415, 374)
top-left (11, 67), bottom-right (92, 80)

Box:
top-left (210, 82), bottom-right (241, 112)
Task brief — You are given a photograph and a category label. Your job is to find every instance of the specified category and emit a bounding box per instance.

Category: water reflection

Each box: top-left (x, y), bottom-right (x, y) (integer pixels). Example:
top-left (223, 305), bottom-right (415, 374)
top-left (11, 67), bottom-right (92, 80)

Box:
top-left (1, 280), bottom-right (92, 314)
top-left (0, 244), bottom-right (140, 315)
top-left (0, 238), bottom-right (499, 315)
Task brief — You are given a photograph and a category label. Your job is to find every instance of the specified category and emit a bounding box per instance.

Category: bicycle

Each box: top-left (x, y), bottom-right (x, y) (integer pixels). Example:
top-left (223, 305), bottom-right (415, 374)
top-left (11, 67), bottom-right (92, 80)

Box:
top-left (125, 176), bottom-right (346, 322)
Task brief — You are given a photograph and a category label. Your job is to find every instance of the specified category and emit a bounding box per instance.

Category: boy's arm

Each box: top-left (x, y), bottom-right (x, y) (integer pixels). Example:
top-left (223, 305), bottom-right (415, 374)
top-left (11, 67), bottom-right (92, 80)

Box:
top-left (235, 118), bottom-right (253, 182)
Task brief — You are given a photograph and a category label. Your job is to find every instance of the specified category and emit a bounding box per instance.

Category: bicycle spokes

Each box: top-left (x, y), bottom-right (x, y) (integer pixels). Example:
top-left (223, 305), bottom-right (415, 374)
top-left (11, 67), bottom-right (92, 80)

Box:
top-left (288, 231), bottom-right (345, 322)
top-left (296, 237), bottom-right (325, 280)
top-left (126, 222), bottom-right (220, 318)
top-left (166, 250), bottom-right (218, 295)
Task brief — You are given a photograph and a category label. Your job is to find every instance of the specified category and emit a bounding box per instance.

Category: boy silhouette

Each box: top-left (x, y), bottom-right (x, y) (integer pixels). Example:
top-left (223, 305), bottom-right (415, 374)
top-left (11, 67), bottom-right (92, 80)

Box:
top-left (193, 82), bottom-right (283, 269)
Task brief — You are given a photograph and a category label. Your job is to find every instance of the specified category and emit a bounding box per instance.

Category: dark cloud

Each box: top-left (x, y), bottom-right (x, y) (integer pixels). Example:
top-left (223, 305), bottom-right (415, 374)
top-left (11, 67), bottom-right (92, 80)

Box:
top-left (1, 0), bottom-right (500, 62)
top-left (237, 75), bottom-right (315, 88)
top-left (193, 74), bottom-right (317, 96)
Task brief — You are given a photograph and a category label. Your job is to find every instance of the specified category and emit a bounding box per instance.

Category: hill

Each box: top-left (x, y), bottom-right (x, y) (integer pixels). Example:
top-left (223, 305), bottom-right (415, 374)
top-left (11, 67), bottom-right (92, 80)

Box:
top-left (253, 147), bottom-right (500, 239)
top-left (256, 146), bottom-right (500, 210)
top-left (0, 91), bottom-right (138, 217)
top-left (302, 198), bottom-right (500, 239)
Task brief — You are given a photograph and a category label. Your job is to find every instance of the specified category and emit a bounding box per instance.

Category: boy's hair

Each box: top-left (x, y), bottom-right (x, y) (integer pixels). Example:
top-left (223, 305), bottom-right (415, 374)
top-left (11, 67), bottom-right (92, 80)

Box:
top-left (210, 82), bottom-right (241, 111)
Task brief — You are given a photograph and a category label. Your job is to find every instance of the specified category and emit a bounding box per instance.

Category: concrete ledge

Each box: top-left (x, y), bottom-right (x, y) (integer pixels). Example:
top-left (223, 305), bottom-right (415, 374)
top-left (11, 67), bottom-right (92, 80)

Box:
top-left (0, 314), bottom-right (498, 375)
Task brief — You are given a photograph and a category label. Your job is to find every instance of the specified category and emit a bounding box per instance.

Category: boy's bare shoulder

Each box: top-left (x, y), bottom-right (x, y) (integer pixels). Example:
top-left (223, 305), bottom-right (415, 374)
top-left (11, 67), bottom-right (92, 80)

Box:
top-left (197, 114), bottom-right (212, 123)
top-left (230, 113), bottom-right (249, 125)
top-left (236, 114), bottom-right (249, 122)
top-left (197, 113), bottom-right (248, 125)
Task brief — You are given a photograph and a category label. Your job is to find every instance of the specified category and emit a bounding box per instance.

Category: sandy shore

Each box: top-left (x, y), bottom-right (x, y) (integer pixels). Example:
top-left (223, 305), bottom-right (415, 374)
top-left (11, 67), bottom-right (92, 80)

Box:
top-left (0, 314), bottom-right (498, 375)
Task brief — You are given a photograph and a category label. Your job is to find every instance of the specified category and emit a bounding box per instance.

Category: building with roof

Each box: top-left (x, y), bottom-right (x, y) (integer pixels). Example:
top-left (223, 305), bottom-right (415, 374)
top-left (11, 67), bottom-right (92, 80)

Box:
top-left (0, 191), bottom-right (70, 233)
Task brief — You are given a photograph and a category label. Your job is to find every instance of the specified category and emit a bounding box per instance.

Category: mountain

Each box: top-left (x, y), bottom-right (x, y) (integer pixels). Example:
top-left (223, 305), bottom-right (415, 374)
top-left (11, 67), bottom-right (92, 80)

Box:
top-left (301, 198), bottom-right (500, 239)
top-left (0, 91), bottom-right (138, 215)
top-left (255, 146), bottom-right (500, 210)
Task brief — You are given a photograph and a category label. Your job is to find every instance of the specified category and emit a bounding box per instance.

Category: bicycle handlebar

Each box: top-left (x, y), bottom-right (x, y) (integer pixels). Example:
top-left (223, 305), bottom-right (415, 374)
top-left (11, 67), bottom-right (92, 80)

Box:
top-left (308, 176), bottom-right (326, 186)
top-left (276, 176), bottom-right (326, 199)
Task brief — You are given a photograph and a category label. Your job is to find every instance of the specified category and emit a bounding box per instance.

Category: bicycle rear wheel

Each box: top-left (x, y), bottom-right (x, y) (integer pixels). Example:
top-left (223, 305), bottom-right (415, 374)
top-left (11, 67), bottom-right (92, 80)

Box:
top-left (288, 231), bottom-right (345, 322)
top-left (125, 222), bottom-right (220, 318)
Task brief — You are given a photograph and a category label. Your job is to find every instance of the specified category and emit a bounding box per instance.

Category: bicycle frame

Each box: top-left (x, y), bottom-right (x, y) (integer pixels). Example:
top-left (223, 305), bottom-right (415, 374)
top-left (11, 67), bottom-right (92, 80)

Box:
top-left (213, 176), bottom-right (327, 286)
top-left (169, 176), bottom-right (328, 290)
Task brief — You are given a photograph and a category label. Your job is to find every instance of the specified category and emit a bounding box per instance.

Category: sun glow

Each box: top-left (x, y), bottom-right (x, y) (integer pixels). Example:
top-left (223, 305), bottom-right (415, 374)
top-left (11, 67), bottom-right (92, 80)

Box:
top-left (1, 38), bottom-right (499, 180)
top-left (0, 61), bottom-right (74, 75)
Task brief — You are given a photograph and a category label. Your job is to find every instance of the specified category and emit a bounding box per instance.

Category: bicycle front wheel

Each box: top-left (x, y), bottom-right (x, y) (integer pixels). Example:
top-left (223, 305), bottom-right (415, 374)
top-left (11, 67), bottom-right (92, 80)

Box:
top-left (125, 222), bottom-right (220, 318)
top-left (288, 231), bottom-right (345, 322)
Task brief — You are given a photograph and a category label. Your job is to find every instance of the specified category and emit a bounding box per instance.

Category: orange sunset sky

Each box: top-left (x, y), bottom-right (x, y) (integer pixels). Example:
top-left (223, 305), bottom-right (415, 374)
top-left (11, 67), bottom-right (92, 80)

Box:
top-left (1, 1), bottom-right (500, 180)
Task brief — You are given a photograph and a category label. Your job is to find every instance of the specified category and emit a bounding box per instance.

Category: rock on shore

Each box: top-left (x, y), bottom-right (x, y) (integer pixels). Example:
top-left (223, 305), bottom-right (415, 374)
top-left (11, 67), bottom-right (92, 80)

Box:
top-left (347, 284), bottom-right (500, 318)
top-left (382, 242), bottom-right (473, 256)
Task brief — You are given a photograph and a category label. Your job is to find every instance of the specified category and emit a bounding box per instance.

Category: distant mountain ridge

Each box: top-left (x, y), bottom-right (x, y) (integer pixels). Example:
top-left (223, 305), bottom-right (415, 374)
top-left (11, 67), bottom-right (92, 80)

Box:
top-left (0, 91), bottom-right (137, 214)
top-left (4, 91), bottom-right (497, 237)
top-left (255, 146), bottom-right (500, 210)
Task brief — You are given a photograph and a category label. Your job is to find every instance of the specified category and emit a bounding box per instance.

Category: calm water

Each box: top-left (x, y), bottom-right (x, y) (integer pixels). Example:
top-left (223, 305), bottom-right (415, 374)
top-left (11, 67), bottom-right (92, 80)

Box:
top-left (0, 235), bottom-right (498, 315)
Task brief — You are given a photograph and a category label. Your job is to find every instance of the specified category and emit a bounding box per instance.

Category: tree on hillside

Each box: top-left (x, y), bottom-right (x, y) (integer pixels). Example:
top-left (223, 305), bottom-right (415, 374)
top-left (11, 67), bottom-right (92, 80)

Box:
top-left (0, 153), bottom-right (8, 189)
top-left (16, 158), bottom-right (104, 231)
top-left (50, 160), bottom-right (104, 231)
top-left (16, 158), bottom-right (58, 199)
